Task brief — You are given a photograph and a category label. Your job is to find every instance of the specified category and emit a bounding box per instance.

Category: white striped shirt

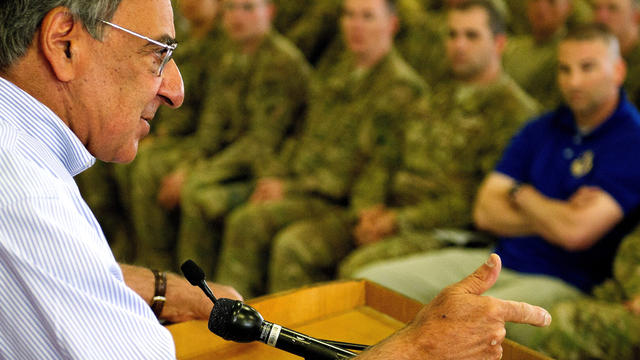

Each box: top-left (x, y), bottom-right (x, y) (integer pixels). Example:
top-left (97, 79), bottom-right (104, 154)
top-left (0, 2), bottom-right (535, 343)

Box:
top-left (0, 77), bottom-right (175, 359)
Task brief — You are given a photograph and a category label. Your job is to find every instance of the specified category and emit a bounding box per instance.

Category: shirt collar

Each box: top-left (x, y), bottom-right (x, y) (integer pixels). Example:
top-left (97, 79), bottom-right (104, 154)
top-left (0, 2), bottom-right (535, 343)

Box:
top-left (555, 88), bottom-right (634, 140)
top-left (0, 76), bottom-right (95, 176)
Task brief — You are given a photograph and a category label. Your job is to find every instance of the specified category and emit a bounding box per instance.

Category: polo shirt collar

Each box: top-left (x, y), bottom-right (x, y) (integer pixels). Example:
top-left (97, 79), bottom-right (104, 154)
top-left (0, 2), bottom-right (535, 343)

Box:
top-left (555, 88), bottom-right (633, 141)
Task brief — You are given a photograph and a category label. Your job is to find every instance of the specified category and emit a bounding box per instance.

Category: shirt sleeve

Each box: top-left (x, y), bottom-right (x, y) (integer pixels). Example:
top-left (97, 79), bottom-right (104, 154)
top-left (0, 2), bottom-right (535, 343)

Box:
top-left (494, 119), bottom-right (538, 183)
top-left (0, 196), bottom-right (175, 360)
top-left (590, 130), bottom-right (640, 214)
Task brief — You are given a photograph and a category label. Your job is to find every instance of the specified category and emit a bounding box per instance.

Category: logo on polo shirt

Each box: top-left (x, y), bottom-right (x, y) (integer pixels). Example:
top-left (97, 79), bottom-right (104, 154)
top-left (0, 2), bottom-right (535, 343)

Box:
top-left (571, 150), bottom-right (594, 178)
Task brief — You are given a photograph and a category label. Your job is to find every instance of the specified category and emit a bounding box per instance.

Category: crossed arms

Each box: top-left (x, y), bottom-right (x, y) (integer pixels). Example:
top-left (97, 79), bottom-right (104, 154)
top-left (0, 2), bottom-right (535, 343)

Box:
top-left (473, 172), bottom-right (624, 251)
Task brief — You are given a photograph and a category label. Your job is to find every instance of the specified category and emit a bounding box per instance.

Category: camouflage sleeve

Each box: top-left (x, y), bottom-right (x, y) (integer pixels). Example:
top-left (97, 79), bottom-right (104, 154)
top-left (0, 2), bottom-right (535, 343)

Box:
top-left (286, 0), bottom-right (342, 63)
top-left (613, 226), bottom-right (640, 299)
top-left (350, 88), bottom-right (427, 212)
top-left (395, 192), bottom-right (473, 232)
top-left (349, 113), bottom-right (402, 212)
top-left (244, 45), bottom-right (312, 152)
top-left (474, 89), bottom-right (539, 174)
top-left (183, 83), bottom-right (229, 160)
top-left (535, 299), bottom-right (640, 360)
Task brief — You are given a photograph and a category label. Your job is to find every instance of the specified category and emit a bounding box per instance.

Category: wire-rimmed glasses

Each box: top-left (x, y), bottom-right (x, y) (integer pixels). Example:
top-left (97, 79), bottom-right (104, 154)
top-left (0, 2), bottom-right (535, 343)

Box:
top-left (99, 20), bottom-right (177, 77)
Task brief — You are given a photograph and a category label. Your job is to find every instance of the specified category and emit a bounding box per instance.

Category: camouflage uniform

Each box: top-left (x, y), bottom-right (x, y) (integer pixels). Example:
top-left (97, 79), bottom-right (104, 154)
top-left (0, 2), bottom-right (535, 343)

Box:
top-left (503, 28), bottom-right (564, 110)
top-left (215, 50), bottom-right (427, 298)
top-left (623, 42), bottom-right (640, 106)
top-left (506, 0), bottom-right (593, 36)
top-left (272, 0), bottom-right (313, 35)
top-left (535, 227), bottom-right (640, 359)
top-left (285, 0), bottom-right (342, 64)
top-left (76, 24), bottom-right (226, 265)
top-left (176, 31), bottom-right (312, 276)
top-left (337, 73), bottom-right (540, 278)
top-left (394, 1), bottom-right (449, 86)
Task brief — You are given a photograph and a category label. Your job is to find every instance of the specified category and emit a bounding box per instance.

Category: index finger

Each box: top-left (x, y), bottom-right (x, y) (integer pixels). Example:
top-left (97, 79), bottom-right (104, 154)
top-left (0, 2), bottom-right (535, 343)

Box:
top-left (498, 299), bottom-right (552, 327)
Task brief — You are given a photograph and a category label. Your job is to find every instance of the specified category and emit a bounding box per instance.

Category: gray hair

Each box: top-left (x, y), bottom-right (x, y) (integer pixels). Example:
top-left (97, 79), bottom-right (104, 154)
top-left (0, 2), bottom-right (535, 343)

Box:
top-left (0, 0), bottom-right (122, 71)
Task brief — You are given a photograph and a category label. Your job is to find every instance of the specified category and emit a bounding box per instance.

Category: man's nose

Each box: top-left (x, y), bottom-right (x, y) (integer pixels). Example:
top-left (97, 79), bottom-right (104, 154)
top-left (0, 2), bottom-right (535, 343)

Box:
top-left (158, 59), bottom-right (184, 109)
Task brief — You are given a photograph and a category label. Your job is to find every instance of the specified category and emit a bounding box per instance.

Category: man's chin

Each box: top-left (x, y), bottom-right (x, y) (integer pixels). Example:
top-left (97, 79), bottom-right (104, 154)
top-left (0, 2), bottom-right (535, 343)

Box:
top-left (107, 143), bottom-right (139, 164)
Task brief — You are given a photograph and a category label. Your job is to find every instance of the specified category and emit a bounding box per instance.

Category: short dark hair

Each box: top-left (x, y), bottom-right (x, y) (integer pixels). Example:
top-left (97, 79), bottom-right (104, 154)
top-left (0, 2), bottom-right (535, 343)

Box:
top-left (450, 0), bottom-right (506, 36)
top-left (341, 0), bottom-right (397, 17)
top-left (561, 23), bottom-right (621, 58)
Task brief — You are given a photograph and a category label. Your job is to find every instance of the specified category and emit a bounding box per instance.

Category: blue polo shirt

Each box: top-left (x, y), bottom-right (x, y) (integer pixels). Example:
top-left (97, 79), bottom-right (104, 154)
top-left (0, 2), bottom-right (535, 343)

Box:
top-left (494, 90), bottom-right (640, 292)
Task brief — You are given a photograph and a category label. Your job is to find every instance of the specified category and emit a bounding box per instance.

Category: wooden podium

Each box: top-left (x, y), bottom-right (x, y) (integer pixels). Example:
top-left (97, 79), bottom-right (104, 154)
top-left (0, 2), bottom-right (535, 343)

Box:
top-left (168, 280), bottom-right (551, 360)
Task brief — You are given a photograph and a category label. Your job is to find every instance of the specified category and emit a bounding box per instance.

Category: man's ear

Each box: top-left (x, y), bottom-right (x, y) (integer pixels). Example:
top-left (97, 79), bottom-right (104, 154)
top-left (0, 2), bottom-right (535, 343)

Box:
top-left (615, 57), bottom-right (627, 88)
top-left (39, 7), bottom-right (86, 82)
top-left (494, 33), bottom-right (507, 55)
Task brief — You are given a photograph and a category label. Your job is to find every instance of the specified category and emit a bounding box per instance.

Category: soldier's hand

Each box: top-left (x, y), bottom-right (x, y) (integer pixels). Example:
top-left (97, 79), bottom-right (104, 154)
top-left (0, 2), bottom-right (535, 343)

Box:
top-left (157, 169), bottom-right (186, 210)
top-left (353, 205), bottom-right (397, 246)
top-left (625, 294), bottom-right (640, 315)
top-left (250, 177), bottom-right (284, 203)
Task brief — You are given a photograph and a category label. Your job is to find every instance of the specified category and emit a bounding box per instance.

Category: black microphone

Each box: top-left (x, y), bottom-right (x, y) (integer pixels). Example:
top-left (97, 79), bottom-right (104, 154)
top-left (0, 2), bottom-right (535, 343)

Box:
top-left (181, 259), bottom-right (218, 305)
top-left (180, 260), bottom-right (357, 360)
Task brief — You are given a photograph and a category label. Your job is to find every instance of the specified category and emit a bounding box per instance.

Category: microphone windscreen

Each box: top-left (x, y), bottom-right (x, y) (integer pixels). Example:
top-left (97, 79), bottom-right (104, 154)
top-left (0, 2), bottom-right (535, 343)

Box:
top-left (208, 298), bottom-right (239, 339)
top-left (181, 259), bottom-right (205, 285)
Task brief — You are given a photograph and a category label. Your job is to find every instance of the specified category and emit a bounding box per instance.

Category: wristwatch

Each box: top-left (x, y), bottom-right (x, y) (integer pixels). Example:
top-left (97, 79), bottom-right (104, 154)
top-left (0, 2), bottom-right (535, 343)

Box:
top-left (508, 181), bottom-right (523, 202)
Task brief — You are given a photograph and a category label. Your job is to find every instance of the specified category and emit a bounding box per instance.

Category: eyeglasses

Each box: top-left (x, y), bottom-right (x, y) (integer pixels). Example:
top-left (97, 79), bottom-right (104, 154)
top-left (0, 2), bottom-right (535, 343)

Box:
top-left (99, 20), bottom-right (177, 77)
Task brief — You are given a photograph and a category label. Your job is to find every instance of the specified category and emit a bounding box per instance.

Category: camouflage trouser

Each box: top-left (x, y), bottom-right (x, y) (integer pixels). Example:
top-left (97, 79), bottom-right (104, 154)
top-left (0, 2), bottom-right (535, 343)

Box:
top-left (336, 227), bottom-right (498, 279)
top-left (337, 230), bottom-right (447, 279)
top-left (128, 139), bottom-right (187, 271)
top-left (215, 196), bottom-right (347, 299)
top-left (178, 179), bottom-right (254, 277)
top-left (177, 143), bottom-right (261, 275)
top-left (76, 161), bottom-right (135, 262)
top-left (268, 211), bottom-right (353, 294)
top-left (535, 299), bottom-right (640, 359)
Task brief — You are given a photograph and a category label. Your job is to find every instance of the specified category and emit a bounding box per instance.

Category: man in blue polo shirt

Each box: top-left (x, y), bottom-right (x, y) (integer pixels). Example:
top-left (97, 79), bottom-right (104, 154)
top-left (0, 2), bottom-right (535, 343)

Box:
top-left (353, 23), bottom-right (640, 348)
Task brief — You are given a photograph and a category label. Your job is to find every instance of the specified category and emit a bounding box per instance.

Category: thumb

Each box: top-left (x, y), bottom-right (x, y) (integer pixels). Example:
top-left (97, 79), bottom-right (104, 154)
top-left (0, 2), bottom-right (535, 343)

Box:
top-left (450, 253), bottom-right (502, 296)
